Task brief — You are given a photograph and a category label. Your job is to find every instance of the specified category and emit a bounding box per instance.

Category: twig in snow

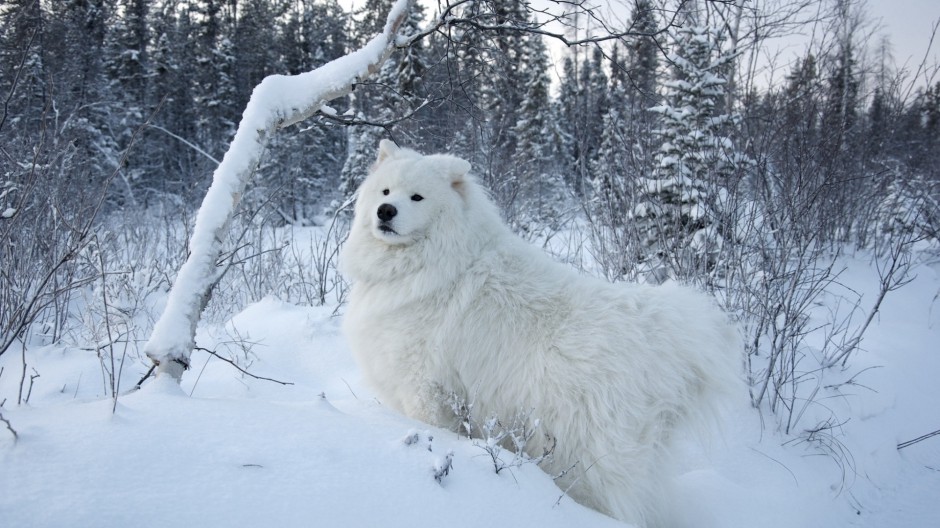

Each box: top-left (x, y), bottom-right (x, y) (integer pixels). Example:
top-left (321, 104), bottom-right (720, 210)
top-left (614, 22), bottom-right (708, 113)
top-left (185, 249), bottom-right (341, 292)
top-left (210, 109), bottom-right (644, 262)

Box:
top-left (340, 377), bottom-right (358, 399)
top-left (898, 429), bottom-right (940, 450)
top-left (194, 347), bottom-right (293, 386)
top-left (0, 410), bottom-right (17, 441)
top-left (133, 365), bottom-right (156, 391)
top-left (554, 458), bottom-right (604, 509)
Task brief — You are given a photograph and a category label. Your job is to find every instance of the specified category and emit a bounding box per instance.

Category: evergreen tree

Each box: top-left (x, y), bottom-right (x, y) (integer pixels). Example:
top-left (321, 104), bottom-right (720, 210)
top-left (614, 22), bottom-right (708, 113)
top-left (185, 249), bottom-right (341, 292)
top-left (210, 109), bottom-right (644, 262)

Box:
top-left (590, 36), bottom-right (660, 234)
top-left (622, 0), bottom-right (661, 176)
top-left (920, 82), bottom-right (940, 174)
top-left (266, 0), bottom-right (350, 223)
top-left (626, 0), bottom-right (660, 116)
top-left (394, 6), bottom-right (427, 102)
top-left (591, 45), bottom-right (632, 223)
top-left (591, 105), bottom-right (632, 222)
top-left (0, 0), bottom-right (46, 135)
top-left (339, 0), bottom-right (428, 200)
top-left (578, 48), bottom-right (610, 191)
top-left (234, 0), bottom-right (288, 108)
top-left (414, 16), bottom-right (475, 155)
top-left (511, 34), bottom-right (550, 177)
top-left (105, 0), bottom-right (149, 111)
top-left (821, 39), bottom-right (859, 157)
top-left (783, 54), bottom-right (819, 136)
top-left (101, 0), bottom-right (152, 204)
top-left (556, 55), bottom-right (581, 190)
top-left (820, 21), bottom-right (864, 241)
top-left (189, 0), bottom-right (237, 160)
top-left (145, 1), bottom-right (202, 201)
top-left (510, 31), bottom-right (566, 224)
top-left (434, 0), bottom-right (490, 161)
top-left (460, 0), bottom-right (563, 223)
top-left (46, 0), bottom-right (120, 182)
top-left (281, 0), bottom-right (347, 74)
top-left (479, 0), bottom-right (529, 198)
top-left (0, 0), bottom-right (48, 225)
top-left (557, 47), bottom-right (609, 197)
top-left (867, 87), bottom-right (890, 159)
top-left (634, 23), bottom-right (745, 282)
top-left (775, 53), bottom-right (821, 195)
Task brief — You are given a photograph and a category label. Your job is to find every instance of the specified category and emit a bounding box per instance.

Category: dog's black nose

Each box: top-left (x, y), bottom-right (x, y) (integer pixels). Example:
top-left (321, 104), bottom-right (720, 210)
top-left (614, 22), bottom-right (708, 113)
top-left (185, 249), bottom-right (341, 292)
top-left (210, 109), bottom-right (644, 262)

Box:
top-left (377, 203), bottom-right (397, 222)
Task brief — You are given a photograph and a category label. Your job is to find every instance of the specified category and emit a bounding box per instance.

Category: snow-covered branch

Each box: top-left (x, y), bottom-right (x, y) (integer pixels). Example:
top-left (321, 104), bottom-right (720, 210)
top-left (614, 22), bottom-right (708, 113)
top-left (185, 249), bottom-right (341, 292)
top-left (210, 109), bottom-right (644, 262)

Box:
top-left (142, 0), bottom-right (415, 381)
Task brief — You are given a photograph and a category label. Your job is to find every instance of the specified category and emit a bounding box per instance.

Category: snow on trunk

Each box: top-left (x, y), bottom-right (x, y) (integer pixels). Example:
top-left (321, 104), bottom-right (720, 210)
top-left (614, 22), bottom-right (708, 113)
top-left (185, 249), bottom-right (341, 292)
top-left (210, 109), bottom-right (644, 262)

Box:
top-left (143, 0), bottom-right (415, 381)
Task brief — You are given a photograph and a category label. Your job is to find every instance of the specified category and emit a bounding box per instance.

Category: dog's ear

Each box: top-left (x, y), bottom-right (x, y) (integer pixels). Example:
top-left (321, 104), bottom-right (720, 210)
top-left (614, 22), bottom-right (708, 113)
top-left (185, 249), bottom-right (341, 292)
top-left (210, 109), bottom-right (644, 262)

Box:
top-left (442, 156), bottom-right (472, 199)
top-left (375, 139), bottom-right (400, 165)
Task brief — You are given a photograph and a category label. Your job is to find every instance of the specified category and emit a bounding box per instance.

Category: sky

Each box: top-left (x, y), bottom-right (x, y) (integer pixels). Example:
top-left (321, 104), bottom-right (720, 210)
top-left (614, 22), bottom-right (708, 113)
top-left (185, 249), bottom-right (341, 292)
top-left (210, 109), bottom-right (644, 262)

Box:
top-left (743, 0), bottom-right (940, 91)
top-left (341, 0), bottom-right (940, 89)
top-left (869, 0), bottom-right (939, 62)
top-left (867, 0), bottom-right (939, 79)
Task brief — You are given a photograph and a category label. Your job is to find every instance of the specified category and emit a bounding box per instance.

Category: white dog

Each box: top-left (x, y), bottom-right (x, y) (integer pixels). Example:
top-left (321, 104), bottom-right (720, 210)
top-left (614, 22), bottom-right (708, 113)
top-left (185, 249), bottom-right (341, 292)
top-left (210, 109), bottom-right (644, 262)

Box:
top-left (340, 140), bottom-right (740, 526)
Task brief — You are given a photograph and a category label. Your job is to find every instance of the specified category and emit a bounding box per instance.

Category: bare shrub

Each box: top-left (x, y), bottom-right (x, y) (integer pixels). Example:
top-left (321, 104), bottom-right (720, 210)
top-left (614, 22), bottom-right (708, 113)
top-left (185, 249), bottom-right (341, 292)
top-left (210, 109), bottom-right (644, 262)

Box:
top-left (199, 193), bottom-right (350, 325)
top-left (448, 392), bottom-right (555, 475)
top-left (0, 105), bottom-right (126, 404)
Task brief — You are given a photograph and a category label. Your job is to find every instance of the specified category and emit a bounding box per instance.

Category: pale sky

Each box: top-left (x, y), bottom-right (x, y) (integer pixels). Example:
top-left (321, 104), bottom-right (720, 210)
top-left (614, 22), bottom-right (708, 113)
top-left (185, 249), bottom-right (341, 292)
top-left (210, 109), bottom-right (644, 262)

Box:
top-left (868, 0), bottom-right (939, 68)
top-left (343, 0), bottom-right (940, 89)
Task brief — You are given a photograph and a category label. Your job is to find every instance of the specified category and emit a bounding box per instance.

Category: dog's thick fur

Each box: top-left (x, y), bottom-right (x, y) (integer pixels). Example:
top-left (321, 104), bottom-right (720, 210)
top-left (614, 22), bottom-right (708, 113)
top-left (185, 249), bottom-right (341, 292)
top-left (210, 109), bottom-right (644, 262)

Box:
top-left (340, 140), bottom-right (740, 526)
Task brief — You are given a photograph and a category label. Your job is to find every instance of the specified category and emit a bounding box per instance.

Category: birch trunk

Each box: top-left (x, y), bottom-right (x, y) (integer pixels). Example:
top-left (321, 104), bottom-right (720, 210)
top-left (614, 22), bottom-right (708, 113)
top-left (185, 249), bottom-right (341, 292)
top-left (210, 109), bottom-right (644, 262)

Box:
top-left (143, 0), bottom-right (415, 381)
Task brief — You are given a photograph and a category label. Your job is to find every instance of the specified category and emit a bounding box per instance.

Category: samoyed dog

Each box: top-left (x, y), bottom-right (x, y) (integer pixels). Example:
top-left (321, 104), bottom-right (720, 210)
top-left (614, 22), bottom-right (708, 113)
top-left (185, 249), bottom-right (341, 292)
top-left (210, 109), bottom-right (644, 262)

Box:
top-left (340, 140), bottom-right (740, 526)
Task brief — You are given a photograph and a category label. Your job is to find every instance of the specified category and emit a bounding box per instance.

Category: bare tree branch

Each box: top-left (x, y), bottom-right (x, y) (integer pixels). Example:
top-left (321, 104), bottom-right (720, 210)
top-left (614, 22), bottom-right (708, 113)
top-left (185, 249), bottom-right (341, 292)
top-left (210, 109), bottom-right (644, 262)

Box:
top-left (145, 122), bottom-right (221, 166)
top-left (406, 0), bottom-right (690, 50)
top-left (194, 347), bottom-right (293, 386)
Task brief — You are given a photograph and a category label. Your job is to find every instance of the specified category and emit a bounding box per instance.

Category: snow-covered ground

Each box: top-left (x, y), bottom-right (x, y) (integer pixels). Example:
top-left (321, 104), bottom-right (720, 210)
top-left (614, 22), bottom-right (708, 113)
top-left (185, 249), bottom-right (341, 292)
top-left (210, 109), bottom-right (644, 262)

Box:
top-left (1, 236), bottom-right (938, 527)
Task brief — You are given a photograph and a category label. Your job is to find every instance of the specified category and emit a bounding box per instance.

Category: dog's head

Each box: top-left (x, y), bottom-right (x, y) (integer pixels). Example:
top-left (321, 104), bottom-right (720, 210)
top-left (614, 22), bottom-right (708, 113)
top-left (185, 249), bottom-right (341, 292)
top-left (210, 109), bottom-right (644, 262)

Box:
top-left (354, 139), bottom-right (472, 246)
top-left (341, 141), bottom-right (505, 286)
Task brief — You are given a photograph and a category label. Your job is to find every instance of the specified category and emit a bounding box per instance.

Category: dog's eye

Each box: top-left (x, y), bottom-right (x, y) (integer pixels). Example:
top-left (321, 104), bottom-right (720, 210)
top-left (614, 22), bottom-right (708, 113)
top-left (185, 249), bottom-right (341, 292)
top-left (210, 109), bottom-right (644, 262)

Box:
top-left (411, 194), bottom-right (424, 202)
top-left (382, 189), bottom-right (390, 196)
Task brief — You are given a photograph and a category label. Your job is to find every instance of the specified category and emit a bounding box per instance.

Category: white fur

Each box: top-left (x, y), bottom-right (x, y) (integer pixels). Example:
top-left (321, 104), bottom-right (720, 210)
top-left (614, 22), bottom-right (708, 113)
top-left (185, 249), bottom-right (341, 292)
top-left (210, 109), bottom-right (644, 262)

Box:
top-left (340, 140), bottom-right (741, 526)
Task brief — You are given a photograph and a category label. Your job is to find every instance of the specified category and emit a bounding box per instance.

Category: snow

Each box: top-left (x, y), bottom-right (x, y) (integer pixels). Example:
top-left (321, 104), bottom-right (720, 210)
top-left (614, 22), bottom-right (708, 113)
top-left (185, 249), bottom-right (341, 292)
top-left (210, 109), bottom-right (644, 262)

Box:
top-left (1, 298), bottom-right (623, 527)
top-left (2, 235), bottom-right (939, 526)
